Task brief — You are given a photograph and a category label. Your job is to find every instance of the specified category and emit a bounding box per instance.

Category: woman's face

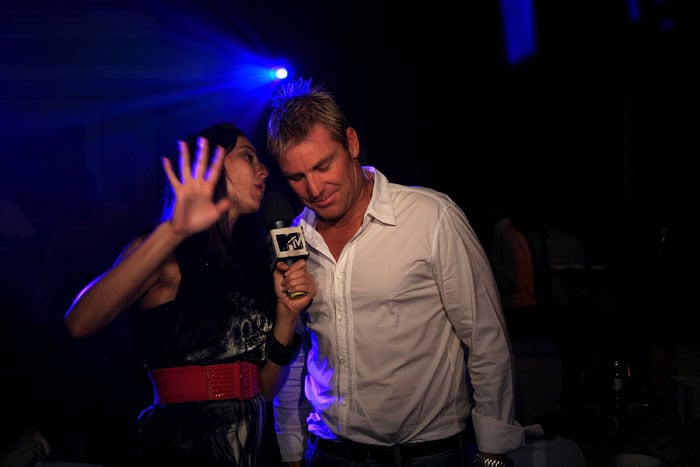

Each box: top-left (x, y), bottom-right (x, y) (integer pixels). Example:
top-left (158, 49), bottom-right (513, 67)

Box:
top-left (223, 136), bottom-right (268, 215)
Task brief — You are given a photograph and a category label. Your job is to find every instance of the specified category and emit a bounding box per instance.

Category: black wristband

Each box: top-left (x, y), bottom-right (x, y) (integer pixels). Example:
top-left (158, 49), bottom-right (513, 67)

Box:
top-left (267, 332), bottom-right (302, 366)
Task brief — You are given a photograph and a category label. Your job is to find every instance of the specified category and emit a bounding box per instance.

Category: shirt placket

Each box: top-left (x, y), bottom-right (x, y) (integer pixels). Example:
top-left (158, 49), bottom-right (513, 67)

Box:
top-left (333, 248), bottom-right (352, 435)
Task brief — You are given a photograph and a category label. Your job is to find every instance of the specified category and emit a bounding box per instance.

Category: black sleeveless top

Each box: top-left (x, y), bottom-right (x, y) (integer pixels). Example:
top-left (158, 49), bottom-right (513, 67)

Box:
top-left (130, 226), bottom-right (276, 467)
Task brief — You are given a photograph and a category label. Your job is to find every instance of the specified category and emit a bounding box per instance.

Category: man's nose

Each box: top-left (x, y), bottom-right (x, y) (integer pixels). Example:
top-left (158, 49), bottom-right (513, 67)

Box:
top-left (305, 173), bottom-right (323, 197)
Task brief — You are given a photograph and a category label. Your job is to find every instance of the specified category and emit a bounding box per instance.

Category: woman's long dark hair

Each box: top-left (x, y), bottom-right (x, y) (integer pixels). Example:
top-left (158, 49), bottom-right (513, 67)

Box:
top-left (157, 123), bottom-right (273, 358)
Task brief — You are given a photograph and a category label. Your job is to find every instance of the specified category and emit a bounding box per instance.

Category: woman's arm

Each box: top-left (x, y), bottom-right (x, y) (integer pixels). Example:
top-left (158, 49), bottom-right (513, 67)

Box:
top-left (65, 138), bottom-right (229, 338)
top-left (64, 223), bottom-right (186, 338)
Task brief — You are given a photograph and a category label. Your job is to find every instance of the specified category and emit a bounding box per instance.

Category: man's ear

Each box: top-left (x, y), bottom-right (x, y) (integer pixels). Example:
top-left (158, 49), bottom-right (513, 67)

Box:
top-left (346, 127), bottom-right (360, 160)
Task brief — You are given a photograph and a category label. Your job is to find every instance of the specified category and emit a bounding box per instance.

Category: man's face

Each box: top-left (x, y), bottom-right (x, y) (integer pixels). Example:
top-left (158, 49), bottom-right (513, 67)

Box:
top-left (278, 124), bottom-right (362, 223)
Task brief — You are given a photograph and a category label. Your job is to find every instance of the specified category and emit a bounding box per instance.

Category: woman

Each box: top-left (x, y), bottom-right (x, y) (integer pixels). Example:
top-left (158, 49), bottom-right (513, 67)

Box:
top-left (64, 123), bottom-right (316, 466)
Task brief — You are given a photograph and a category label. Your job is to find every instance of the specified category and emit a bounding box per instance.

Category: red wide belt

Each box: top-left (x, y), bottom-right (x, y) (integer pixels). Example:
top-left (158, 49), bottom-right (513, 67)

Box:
top-left (149, 362), bottom-right (261, 404)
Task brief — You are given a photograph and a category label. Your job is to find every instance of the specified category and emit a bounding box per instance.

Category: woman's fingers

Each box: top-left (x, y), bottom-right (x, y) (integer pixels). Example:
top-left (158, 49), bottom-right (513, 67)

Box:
top-left (177, 140), bottom-right (191, 181)
top-left (192, 137), bottom-right (209, 179)
top-left (174, 137), bottom-right (224, 184)
top-left (161, 157), bottom-right (180, 189)
top-left (168, 137), bottom-right (224, 199)
top-left (205, 145), bottom-right (226, 183)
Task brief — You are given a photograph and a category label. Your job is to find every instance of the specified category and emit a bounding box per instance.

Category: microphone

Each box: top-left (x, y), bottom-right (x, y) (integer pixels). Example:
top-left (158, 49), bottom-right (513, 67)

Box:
top-left (260, 191), bottom-right (309, 298)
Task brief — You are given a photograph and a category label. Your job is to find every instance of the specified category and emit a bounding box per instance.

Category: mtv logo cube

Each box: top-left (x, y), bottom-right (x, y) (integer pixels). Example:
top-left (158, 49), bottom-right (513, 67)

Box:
top-left (268, 226), bottom-right (309, 267)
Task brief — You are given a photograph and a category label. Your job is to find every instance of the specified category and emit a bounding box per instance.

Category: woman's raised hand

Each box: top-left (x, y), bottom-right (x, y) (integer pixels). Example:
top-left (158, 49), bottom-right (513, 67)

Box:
top-left (162, 137), bottom-right (232, 236)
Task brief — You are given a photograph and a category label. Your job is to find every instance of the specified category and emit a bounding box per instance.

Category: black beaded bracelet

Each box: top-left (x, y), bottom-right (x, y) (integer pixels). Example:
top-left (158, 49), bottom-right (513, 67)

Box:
top-left (267, 332), bottom-right (302, 366)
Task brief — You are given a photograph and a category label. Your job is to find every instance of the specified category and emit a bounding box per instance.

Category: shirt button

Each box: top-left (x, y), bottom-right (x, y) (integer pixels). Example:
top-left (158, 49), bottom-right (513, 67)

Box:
top-left (339, 358), bottom-right (345, 364)
top-left (341, 400), bottom-right (347, 406)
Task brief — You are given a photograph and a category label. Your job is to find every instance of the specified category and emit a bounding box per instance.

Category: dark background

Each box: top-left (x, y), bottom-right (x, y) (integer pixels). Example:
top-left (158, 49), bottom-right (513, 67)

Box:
top-left (1, 0), bottom-right (699, 464)
top-left (3, 1), bottom-right (699, 249)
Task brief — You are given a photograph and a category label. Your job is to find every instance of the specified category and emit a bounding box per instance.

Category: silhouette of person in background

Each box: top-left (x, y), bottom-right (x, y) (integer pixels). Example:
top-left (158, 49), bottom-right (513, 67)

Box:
top-left (485, 196), bottom-right (537, 315)
top-left (11, 165), bottom-right (142, 464)
top-left (525, 196), bottom-right (588, 313)
top-left (0, 193), bottom-right (40, 310)
top-left (608, 181), bottom-right (699, 408)
top-left (484, 195), bottom-right (538, 345)
top-left (0, 193), bottom-right (51, 465)
top-left (523, 195), bottom-right (591, 409)
top-left (0, 196), bottom-right (37, 250)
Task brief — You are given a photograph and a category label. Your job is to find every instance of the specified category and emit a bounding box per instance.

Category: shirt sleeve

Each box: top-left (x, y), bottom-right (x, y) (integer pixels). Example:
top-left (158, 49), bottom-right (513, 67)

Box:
top-left (433, 202), bottom-right (535, 453)
top-left (273, 329), bottom-right (311, 462)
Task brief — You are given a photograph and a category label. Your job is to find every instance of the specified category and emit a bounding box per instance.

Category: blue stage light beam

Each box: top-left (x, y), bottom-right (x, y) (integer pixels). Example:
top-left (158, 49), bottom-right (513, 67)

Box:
top-left (501, 0), bottom-right (537, 65)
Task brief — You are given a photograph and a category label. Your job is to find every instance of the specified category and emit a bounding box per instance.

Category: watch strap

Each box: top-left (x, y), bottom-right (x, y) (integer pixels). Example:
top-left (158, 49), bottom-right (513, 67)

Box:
top-left (474, 453), bottom-right (514, 467)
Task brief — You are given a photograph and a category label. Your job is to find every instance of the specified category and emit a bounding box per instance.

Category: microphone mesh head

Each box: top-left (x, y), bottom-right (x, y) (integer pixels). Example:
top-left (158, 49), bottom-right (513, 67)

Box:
top-left (260, 191), bottom-right (294, 229)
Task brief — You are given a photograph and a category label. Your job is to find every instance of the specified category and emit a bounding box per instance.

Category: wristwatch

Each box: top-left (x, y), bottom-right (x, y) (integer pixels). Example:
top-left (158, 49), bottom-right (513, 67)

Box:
top-left (474, 453), bottom-right (514, 467)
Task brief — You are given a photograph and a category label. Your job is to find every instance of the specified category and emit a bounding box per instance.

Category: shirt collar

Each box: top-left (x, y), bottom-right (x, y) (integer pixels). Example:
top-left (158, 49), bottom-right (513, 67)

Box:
top-left (363, 166), bottom-right (396, 227)
top-left (295, 165), bottom-right (397, 230)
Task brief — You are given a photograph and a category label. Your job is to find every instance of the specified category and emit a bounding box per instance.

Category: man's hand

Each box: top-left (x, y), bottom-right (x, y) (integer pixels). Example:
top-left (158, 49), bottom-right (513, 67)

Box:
top-left (273, 259), bottom-right (316, 319)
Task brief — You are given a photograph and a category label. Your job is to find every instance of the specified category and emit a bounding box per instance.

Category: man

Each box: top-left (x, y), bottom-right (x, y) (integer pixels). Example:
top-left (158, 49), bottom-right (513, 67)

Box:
top-left (267, 78), bottom-right (539, 467)
top-left (486, 198), bottom-right (537, 312)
